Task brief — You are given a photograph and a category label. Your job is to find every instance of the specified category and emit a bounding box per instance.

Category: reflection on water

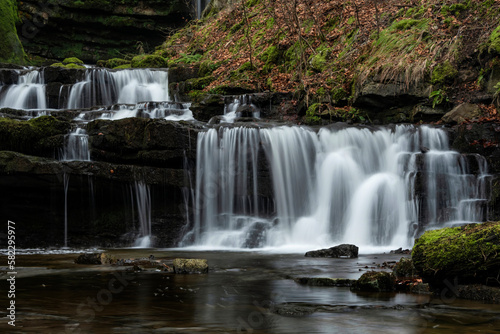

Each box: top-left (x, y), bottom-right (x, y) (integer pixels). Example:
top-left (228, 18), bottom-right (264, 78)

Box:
top-left (0, 250), bottom-right (499, 333)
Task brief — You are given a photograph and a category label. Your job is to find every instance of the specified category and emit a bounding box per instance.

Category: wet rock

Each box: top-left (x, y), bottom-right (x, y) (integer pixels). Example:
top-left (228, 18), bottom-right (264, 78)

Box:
top-left (390, 247), bottom-right (411, 254)
top-left (74, 252), bottom-right (116, 264)
top-left (294, 277), bottom-right (357, 287)
top-left (409, 282), bottom-right (430, 294)
top-left (87, 118), bottom-right (201, 167)
top-left (393, 257), bottom-right (417, 279)
top-left (75, 253), bottom-right (103, 264)
top-left (456, 284), bottom-right (500, 303)
top-left (236, 104), bottom-right (258, 117)
top-left (351, 271), bottom-right (395, 292)
top-left (242, 222), bottom-right (269, 248)
top-left (305, 244), bottom-right (358, 258)
top-left (442, 103), bottom-right (481, 124)
top-left (353, 73), bottom-right (432, 110)
top-left (18, 0), bottom-right (192, 62)
top-left (272, 303), bottom-right (317, 317)
top-left (173, 258), bottom-right (208, 274)
top-left (168, 64), bottom-right (201, 83)
top-left (189, 94), bottom-right (225, 122)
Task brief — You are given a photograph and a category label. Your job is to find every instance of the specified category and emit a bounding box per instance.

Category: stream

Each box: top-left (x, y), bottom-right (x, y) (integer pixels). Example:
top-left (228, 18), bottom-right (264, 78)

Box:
top-left (1, 249), bottom-right (500, 333)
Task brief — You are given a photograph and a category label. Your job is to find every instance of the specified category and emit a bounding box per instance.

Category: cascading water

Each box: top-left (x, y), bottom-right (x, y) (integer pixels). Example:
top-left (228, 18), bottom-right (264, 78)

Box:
top-left (223, 95), bottom-right (260, 123)
top-left (181, 125), bottom-right (490, 251)
top-left (66, 69), bottom-right (169, 109)
top-left (132, 181), bottom-right (152, 248)
top-left (0, 70), bottom-right (47, 109)
top-left (61, 127), bottom-right (90, 161)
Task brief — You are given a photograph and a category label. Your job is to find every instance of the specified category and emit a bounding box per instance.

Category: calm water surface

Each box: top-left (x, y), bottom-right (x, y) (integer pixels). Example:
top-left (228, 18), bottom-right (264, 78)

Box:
top-left (1, 250), bottom-right (499, 333)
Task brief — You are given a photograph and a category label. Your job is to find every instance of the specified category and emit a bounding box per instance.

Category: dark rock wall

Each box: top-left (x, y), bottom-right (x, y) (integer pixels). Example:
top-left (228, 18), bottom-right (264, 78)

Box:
top-left (17, 0), bottom-right (192, 62)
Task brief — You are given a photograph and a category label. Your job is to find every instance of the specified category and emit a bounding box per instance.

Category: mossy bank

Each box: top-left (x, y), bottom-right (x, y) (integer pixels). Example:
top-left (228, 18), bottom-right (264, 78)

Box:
top-left (0, 0), bottom-right (25, 63)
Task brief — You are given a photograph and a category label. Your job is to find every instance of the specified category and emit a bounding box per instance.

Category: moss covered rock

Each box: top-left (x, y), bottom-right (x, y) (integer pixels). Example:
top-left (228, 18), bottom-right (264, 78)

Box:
top-left (351, 271), bottom-right (395, 292)
top-left (63, 57), bottom-right (84, 65)
top-left (412, 222), bottom-right (500, 286)
top-left (103, 58), bottom-right (130, 69)
top-left (131, 55), bottom-right (168, 68)
top-left (50, 62), bottom-right (86, 69)
top-left (173, 258), bottom-right (208, 274)
top-left (0, 0), bottom-right (25, 64)
top-left (431, 61), bottom-right (458, 85)
top-left (0, 116), bottom-right (70, 156)
top-left (393, 257), bottom-right (417, 279)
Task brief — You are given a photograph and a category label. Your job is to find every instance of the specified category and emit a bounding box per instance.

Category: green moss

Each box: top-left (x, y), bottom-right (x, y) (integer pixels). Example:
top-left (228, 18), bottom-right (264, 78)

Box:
top-left (198, 60), bottom-right (219, 77)
top-left (113, 64), bottom-right (132, 69)
top-left (246, 0), bottom-right (260, 7)
top-left (332, 87), bottom-right (348, 101)
top-left (50, 62), bottom-right (86, 69)
top-left (412, 222), bottom-right (500, 285)
top-left (0, 0), bottom-right (25, 64)
top-left (230, 20), bottom-right (245, 34)
top-left (63, 57), bottom-right (84, 65)
top-left (104, 58), bottom-right (129, 68)
top-left (175, 53), bottom-right (202, 65)
top-left (185, 76), bottom-right (215, 91)
top-left (489, 25), bottom-right (500, 54)
top-left (131, 54), bottom-right (168, 68)
top-left (390, 19), bottom-right (427, 31)
top-left (310, 52), bottom-right (327, 72)
top-left (431, 61), bottom-right (457, 85)
top-left (188, 90), bottom-right (208, 103)
top-left (0, 116), bottom-right (69, 154)
top-left (305, 103), bottom-right (322, 124)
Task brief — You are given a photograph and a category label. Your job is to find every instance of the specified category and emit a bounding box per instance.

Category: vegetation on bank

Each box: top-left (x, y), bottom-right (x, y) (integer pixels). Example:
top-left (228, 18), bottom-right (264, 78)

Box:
top-left (149, 0), bottom-right (500, 122)
top-left (0, 0), bottom-right (25, 64)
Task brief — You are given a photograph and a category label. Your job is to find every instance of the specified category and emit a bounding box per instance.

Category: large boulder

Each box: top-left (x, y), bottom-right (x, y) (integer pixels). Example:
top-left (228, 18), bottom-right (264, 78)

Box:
top-left (441, 103), bottom-right (482, 124)
top-left (412, 222), bottom-right (500, 287)
top-left (305, 244), bottom-right (358, 258)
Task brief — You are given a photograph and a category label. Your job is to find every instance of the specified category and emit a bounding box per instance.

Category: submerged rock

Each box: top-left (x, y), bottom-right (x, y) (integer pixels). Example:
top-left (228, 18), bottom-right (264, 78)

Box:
top-left (173, 258), bottom-right (208, 274)
top-left (305, 244), bottom-right (358, 258)
top-left (74, 252), bottom-right (116, 265)
top-left (351, 271), bottom-right (395, 292)
top-left (294, 277), bottom-right (356, 287)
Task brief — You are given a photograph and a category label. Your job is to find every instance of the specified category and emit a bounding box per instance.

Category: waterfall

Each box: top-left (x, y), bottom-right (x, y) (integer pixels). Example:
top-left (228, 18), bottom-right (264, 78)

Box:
top-left (66, 69), bottom-right (169, 109)
top-left (0, 70), bottom-right (47, 109)
top-left (61, 127), bottom-right (90, 161)
top-left (132, 181), bottom-right (152, 248)
top-left (223, 95), bottom-right (260, 123)
top-left (181, 125), bottom-right (490, 251)
top-left (63, 173), bottom-right (70, 248)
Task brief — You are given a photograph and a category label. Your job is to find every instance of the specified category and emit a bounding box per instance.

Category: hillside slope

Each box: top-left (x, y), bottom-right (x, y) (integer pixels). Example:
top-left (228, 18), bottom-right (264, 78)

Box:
top-left (154, 0), bottom-right (500, 123)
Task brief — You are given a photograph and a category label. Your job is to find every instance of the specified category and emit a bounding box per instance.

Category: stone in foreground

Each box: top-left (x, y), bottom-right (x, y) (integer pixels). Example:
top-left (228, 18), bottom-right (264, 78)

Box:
top-left (173, 258), bottom-right (208, 274)
top-left (412, 222), bottom-right (500, 286)
top-left (74, 253), bottom-right (116, 265)
top-left (351, 271), bottom-right (395, 292)
top-left (294, 277), bottom-right (357, 287)
top-left (305, 244), bottom-right (358, 258)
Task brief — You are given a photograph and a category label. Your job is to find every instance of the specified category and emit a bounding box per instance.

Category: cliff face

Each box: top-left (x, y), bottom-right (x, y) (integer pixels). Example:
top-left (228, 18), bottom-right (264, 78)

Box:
top-left (0, 0), bottom-right (25, 63)
top-left (17, 0), bottom-right (192, 63)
